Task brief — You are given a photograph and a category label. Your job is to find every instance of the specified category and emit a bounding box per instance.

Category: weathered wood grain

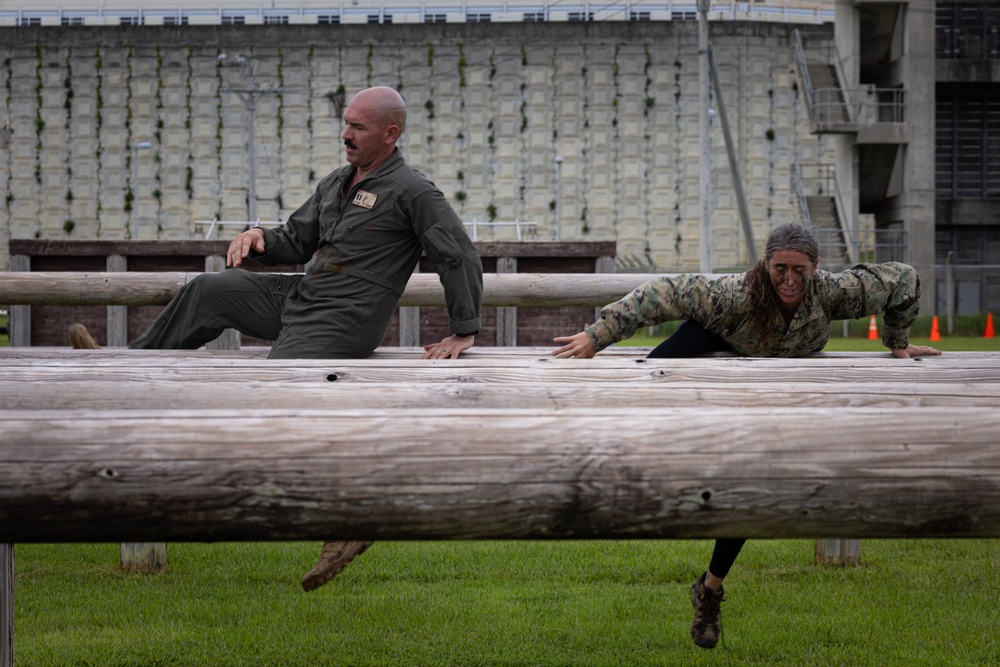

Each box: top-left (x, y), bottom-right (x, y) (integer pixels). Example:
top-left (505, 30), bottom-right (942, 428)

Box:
top-left (0, 272), bottom-right (672, 307)
top-left (1, 406), bottom-right (998, 542)
top-left (2, 354), bottom-right (998, 385)
top-left (4, 380), bottom-right (1000, 410)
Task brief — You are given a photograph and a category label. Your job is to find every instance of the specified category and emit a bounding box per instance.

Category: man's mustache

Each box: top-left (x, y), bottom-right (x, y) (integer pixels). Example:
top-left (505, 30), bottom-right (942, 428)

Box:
top-left (344, 139), bottom-right (357, 150)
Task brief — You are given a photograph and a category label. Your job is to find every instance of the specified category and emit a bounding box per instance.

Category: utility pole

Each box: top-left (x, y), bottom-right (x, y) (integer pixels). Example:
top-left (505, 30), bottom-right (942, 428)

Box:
top-left (698, 0), bottom-right (713, 272)
top-left (219, 53), bottom-right (281, 224)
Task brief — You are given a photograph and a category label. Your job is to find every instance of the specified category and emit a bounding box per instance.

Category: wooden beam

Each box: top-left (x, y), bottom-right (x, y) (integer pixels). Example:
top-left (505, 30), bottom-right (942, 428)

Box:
top-left (2, 406), bottom-right (998, 541)
top-left (0, 272), bottom-right (676, 307)
top-left (3, 380), bottom-right (1000, 410)
top-left (2, 353), bottom-right (998, 384)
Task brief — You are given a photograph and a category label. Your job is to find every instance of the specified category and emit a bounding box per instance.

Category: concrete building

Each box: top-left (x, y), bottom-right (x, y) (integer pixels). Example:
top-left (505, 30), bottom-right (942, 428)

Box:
top-left (792, 0), bottom-right (998, 315)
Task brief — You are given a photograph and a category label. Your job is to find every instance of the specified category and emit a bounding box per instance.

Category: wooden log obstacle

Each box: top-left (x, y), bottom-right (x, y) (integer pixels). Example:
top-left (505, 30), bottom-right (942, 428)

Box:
top-left (2, 270), bottom-right (999, 666)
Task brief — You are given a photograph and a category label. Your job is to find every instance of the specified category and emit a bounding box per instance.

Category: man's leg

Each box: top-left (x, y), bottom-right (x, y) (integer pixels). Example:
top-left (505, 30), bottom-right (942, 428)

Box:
top-left (130, 270), bottom-right (297, 349)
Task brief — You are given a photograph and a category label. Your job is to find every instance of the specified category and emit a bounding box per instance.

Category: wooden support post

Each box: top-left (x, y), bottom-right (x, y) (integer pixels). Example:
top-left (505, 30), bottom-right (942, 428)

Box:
top-left (1, 544), bottom-right (12, 667)
top-left (8, 256), bottom-right (30, 347)
top-left (815, 538), bottom-right (861, 567)
top-left (399, 264), bottom-right (420, 347)
top-left (594, 255), bottom-right (616, 324)
top-left (496, 257), bottom-right (517, 346)
top-left (106, 255), bottom-right (129, 347)
top-left (203, 256), bottom-right (240, 351)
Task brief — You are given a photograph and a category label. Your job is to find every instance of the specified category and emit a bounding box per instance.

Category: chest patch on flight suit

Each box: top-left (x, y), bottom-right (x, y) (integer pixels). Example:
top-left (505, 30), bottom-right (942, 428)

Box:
top-left (352, 190), bottom-right (378, 209)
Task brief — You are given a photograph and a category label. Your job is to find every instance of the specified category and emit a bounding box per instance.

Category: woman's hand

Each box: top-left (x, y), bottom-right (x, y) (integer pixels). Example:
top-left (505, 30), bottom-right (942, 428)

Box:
top-left (551, 331), bottom-right (596, 359)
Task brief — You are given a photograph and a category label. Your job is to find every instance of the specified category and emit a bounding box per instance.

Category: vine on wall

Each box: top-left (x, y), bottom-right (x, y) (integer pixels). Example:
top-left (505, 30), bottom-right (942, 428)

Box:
top-left (424, 43), bottom-right (435, 151)
top-left (453, 42), bottom-right (467, 211)
top-left (123, 46), bottom-right (135, 234)
top-left (62, 46), bottom-right (75, 235)
top-left (515, 45), bottom-right (530, 220)
top-left (672, 56), bottom-right (684, 256)
top-left (153, 45), bottom-right (165, 235)
top-left (485, 51), bottom-right (498, 222)
top-left (578, 47), bottom-right (590, 235)
top-left (610, 44), bottom-right (623, 240)
top-left (94, 47), bottom-right (104, 235)
top-left (306, 45), bottom-right (316, 185)
top-left (3, 57), bottom-right (13, 221)
top-left (276, 48), bottom-right (286, 213)
top-left (184, 46), bottom-right (194, 207)
top-left (642, 44), bottom-right (655, 263)
top-left (33, 43), bottom-right (44, 238)
top-left (214, 48), bottom-right (224, 220)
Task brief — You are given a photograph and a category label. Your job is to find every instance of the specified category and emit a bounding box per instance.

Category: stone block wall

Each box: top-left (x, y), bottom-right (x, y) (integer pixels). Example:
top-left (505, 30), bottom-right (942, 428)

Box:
top-left (0, 21), bottom-right (834, 271)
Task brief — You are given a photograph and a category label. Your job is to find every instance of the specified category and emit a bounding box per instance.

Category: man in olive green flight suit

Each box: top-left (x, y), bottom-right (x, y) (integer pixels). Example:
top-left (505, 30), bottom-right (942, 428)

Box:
top-left (105, 86), bottom-right (483, 591)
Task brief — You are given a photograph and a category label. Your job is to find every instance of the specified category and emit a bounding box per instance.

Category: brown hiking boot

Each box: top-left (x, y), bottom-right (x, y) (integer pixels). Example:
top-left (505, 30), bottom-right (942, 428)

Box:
top-left (690, 572), bottom-right (725, 649)
top-left (301, 540), bottom-right (373, 592)
top-left (68, 323), bottom-right (100, 349)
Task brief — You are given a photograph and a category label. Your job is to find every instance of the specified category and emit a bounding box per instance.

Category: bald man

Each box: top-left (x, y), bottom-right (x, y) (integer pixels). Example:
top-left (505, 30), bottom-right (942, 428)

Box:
top-left (73, 87), bottom-right (483, 590)
top-left (120, 86), bottom-right (482, 360)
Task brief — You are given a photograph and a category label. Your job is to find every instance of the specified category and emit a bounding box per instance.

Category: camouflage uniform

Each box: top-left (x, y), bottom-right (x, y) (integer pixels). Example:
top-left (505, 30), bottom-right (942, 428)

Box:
top-left (586, 262), bottom-right (921, 356)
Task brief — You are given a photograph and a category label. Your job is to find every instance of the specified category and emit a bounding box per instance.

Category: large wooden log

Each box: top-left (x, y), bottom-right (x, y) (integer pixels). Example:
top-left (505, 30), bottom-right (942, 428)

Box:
top-left (2, 406), bottom-right (998, 542)
top-left (4, 379), bottom-right (1000, 410)
top-left (2, 353), bottom-right (999, 384)
top-left (0, 272), bottom-right (670, 307)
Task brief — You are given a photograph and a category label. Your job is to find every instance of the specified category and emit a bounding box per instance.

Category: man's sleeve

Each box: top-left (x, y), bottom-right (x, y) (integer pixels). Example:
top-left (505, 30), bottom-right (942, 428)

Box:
top-left (255, 186), bottom-right (324, 266)
top-left (414, 190), bottom-right (483, 336)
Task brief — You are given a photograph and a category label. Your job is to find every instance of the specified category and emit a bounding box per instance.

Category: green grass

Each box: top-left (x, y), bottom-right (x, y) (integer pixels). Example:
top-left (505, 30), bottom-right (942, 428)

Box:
top-left (14, 540), bottom-right (1000, 666)
top-left (621, 333), bottom-right (1000, 353)
top-left (9, 321), bottom-right (1000, 664)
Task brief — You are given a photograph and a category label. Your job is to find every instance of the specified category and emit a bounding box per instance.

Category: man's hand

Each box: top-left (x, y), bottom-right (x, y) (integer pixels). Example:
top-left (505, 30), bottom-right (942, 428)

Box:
top-left (227, 228), bottom-right (266, 268)
top-left (422, 334), bottom-right (475, 360)
top-left (551, 331), bottom-right (596, 359)
top-left (891, 344), bottom-right (942, 359)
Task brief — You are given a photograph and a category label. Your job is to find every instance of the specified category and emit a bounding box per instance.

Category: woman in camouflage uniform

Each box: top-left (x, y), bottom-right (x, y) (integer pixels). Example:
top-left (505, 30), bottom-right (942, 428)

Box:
top-left (551, 222), bottom-right (940, 649)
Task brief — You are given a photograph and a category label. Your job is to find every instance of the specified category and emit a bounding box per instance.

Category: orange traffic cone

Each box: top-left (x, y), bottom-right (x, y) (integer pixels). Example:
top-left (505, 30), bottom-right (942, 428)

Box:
top-left (986, 313), bottom-right (995, 339)
top-left (867, 314), bottom-right (878, 341)
top-left (929, 315), bottom-right (940, 342)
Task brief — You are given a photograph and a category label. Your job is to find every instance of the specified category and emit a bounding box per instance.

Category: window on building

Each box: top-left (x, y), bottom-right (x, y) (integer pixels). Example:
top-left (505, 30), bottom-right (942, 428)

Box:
top-left (629, 11), bottom-right (651, 21)
top-left (163, 16), bottom-right (189, 26)
top-left (936, 89), bottom-right (1000, 199)
top-left (61, 17), bottom-right (84, 26)
top-left (120, 16), bottom-right (144, 26)
top-left (936, 3), bottom-right (1000, 59)
top-left (264, 15), bottom-right (289, 25)
top-left (318, 14), bottom-right (341, 24)
top-left (221, 15), bottom-right (246, 25)
top-left (672, 10), bottom-right (697, 20)
top-left (467, 13), bottom-right (491, 23)
top-left (523, 12), bottom-right (545, 22)
top-left (425, 14), bottom-right (447, 23)
top-left (568, 11), bottom-right (593, 22)
top-left (18, 17), bottom-right (41, 26)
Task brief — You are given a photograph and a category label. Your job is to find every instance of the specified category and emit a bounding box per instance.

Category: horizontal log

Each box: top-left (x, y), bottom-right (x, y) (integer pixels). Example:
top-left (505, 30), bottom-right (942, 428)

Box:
top-left (3, 353), bottom-right (999, 384)
top-left (6, 379), bottom-right (1000, 410)
top-left (2, 407), bottom-right (998, 542)
top-left (0, 272), bottom-right (670, 307)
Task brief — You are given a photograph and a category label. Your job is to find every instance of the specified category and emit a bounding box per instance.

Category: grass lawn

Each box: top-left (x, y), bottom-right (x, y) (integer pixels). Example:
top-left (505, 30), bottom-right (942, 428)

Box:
top-left (14, 540), bottom-right (1000, 666)
top-left (9, 328), bottom-right (1000, 665)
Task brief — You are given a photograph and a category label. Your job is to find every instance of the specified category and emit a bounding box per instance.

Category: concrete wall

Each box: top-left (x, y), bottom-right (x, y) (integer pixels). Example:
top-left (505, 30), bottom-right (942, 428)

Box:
top-left (0, 21), bottom-right (835, 271)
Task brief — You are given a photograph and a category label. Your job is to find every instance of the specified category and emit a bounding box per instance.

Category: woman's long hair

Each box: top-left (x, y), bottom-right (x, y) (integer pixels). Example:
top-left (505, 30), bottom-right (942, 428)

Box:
top-left (744, 223), bottom-right (820, 340)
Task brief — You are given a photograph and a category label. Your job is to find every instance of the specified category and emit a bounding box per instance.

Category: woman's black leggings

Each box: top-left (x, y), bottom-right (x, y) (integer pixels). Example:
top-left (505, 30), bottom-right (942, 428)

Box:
top-left (647, 320), bottom-right (746, 579)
